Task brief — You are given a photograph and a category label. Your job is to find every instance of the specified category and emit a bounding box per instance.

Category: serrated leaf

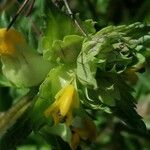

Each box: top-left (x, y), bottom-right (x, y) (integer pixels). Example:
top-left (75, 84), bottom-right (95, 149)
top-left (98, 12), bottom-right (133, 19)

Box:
top-left (111, 75), bottom-right (146, 131)
top-left (77, 51), bottom-right (97, 88)
top-left (44, 35), bottom-right (84, 63)
top-left (78, 22), bottom-right (149, 75)
top-left (80, 69), bottom-right (146, 130)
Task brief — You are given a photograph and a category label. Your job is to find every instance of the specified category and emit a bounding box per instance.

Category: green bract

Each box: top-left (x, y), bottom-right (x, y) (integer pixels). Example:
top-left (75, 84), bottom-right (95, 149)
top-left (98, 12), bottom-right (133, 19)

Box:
top-left (76, 22), bottom-right (150, 131)
top-left (31, 65), bottom-right (76, 129)
top-left (0, 28), bottom-right (52, 88)
top-left (77, 23), bottom-right (150, 85)
top-left (1, 49), bottom-right (52, 88)
top-left (43, 35), bottom-right (84, 64)
top-left (39, 2), bottom-right (95, 65)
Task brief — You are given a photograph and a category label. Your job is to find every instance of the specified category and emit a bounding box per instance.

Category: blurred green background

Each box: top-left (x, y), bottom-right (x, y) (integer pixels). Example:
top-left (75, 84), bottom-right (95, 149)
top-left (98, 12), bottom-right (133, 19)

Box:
top-left (0, 0), bottom-right (150, 150)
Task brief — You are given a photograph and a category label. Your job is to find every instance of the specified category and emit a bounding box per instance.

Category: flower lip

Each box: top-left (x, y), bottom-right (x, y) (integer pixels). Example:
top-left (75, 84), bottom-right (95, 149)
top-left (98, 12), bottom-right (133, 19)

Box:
top-left (0, 28), bottom-right (26, 56)
top-left (44, 84), bottom-right (79, 126)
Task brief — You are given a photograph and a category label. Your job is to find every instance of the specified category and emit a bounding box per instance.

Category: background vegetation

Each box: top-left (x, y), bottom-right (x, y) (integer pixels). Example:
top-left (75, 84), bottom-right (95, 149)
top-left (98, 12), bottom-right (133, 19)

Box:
top-left (0, 0), bottom-right (150, 150)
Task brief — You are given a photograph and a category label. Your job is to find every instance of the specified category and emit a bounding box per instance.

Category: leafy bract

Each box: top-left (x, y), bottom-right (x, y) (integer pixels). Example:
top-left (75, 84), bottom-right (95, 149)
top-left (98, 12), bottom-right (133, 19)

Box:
top-left (31, 65), bottom-right (75, 129)
top-left (77, 22), bottom-right (149, 131)
top-left (77, 22), bottom-right (150, 87)
top-left (39, 1), bottom-right (96, 64)
top-left (78, 23), bottom-right (149, 76)
top-left (43, 35), bottom-right (84, 64)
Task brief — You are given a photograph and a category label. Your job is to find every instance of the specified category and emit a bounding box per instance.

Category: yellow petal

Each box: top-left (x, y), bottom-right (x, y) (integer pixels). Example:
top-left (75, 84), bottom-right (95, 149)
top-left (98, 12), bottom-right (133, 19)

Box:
top-left (0, 28), bottom-right (26, 56)
top-left (44, 84), bottom-right (79, 125)
top-left (58, 85), bottom-right (75, 116)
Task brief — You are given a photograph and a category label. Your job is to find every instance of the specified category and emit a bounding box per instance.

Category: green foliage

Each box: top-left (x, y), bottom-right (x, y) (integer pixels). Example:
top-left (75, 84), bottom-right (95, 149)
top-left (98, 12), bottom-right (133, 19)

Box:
top-left (0, 1), bottom-right (150, 150)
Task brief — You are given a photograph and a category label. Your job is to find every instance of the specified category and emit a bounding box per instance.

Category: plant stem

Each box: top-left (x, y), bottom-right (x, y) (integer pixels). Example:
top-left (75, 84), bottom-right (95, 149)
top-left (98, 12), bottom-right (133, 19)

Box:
top-left (0, 87), bottom-right (38, 137)
top-left (62, 0), bottom-right (87, 37)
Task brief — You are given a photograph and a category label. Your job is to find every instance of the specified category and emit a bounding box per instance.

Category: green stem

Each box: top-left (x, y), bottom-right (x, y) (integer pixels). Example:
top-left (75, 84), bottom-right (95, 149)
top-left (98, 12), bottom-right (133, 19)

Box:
top-left (0, 87), bottom-right (38, 137)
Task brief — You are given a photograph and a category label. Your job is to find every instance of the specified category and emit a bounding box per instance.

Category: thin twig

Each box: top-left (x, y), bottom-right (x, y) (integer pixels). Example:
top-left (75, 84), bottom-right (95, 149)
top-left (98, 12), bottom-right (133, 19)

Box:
top-left (7, 0), bottom-right (30, 30)
top-left (8, 0), bottom-right (42, 37)
top-left (25, 0), bottom-right (35, 17)
top-left (62, 0), bottom-right (87, 37)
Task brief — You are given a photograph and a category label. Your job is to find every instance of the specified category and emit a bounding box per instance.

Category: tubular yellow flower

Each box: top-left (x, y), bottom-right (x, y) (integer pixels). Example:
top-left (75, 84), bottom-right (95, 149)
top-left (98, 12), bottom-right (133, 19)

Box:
top-left (0, 28), bottom-right (26, 56)
top-left (44, 84), bottom-right (79, 126)
top-left (0, 28), bottom-right (51, 87)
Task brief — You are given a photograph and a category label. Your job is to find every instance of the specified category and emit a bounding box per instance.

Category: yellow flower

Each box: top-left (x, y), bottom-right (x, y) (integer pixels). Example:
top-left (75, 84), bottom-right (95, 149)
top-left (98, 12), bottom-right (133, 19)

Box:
top-left (0, 28), bottom-right (51, 87)
top-left (0, 28), bottom-right (26, 56)
top-left (44, 84), bottom-right (79, 126)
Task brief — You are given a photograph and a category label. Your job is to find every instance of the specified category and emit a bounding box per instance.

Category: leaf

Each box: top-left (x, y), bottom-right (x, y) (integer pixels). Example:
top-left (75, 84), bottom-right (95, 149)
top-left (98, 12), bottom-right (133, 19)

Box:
top-left (110, 75), bottom-right (146, 131)
top-left (77, 50), bottom-right (97, 88)
top-left (0, 74), bottom-right (12, 87)
top-left (80, 69), bottom-right (146, 131)
top-left (76, 22), bottom-right (150, 89)
top-left (87, 72), bottom-right (146, 132)
top-left (81, 72), bottom-right (120, 107)
top-left (40, 124), bottom-right (71, 144)
top-left (82, 19), bottom-right (96, 35)
top-left (43, 35), bottom-right (84, 64)
top-left (41, 1), bottom-right (79, 55)
top-left (40, 1), bottom-right (96, 63)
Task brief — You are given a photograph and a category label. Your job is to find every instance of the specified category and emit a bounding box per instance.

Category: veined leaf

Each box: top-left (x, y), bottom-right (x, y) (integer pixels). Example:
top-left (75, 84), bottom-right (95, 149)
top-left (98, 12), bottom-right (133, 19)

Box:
top-left (77, 22), bottom-right (149, 131)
